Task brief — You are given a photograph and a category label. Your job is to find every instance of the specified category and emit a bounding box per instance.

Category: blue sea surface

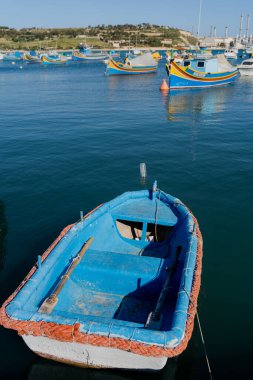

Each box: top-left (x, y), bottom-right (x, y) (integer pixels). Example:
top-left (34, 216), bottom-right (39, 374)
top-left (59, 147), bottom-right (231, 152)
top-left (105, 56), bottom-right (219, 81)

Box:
top-left (0, 59), bottom-right (252, 379)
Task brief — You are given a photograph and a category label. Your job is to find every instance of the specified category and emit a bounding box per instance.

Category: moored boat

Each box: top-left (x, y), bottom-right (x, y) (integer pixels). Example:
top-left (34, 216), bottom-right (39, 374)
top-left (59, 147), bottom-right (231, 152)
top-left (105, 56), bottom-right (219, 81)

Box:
top-left (72, 51), bottom-right (108, 61)
top-left (41, 55), bottom-right (67, 65)
top-left (166, 54), bottom-right (239, 89)
top-left (106, 52), bottom-right (158, 75)
top-left (152, 51), bottom-right (162, 61)
top-left (224, 49), bottom-right (237, 60)
top-left (237, 58), bottom-right (253, 76)
top-left (0, 183), bottom-right (202, 371)
top-left (23, 53), bottom-right (42, 64)
top-left (108, 50), bottom-right (120, 58)
top-left (3, 51), bottom-right (23, 61)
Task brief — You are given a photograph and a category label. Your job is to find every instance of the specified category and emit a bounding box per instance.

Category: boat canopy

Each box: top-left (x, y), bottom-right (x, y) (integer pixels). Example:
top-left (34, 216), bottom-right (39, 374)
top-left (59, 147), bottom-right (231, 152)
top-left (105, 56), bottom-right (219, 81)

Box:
top-left (216, 54), bottom-right (236, 72)
top-left (129, 52), bottom-right (157, 67)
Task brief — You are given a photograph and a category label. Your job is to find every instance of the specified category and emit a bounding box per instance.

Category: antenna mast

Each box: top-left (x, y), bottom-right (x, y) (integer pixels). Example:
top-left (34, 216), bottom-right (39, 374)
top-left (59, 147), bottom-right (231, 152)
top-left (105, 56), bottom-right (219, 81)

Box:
top-left (239, 14), bottom-right (243, 41)
top-left (197, 0), bottom-right (202, 38)
top-left (246, 14), bottom-right (250, 42)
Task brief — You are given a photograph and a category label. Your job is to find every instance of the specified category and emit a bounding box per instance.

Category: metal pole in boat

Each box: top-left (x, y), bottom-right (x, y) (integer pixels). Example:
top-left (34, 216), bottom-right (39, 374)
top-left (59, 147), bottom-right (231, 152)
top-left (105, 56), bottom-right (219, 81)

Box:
top-left (80, 211), bottom-right (84, 220)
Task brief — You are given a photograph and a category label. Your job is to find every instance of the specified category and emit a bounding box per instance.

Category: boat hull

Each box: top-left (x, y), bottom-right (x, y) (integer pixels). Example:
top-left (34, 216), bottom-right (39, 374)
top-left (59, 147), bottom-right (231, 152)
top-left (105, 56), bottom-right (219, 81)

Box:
top-left (0, 189), bottom-right (203, 371)
top-left (238, 68), bottom-right (253, 76)
top-left (72, 52), bottom-right (108, 61)
top-left (23, 335), bottom-right (167, 371)
top-left (106, 59), bottom-right (157, 75)
top-left (167, 61), bottom-right (239, 88)
top-left (42, 56), bottom-right (67, 65)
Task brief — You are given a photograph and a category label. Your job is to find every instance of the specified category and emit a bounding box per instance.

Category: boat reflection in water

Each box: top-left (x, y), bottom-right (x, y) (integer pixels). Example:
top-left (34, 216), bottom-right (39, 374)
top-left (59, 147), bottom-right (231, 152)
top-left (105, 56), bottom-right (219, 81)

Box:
top-left (28, 358), bottom-right (178, 380)
top-left (0, 200), bottom-right (7, 271)
top-left (166, 86), bottom-right (235, 122)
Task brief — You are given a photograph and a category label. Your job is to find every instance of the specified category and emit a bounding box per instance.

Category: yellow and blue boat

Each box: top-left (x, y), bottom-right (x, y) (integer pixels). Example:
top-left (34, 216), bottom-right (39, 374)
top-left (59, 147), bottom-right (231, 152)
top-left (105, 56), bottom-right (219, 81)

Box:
top-left (23, 52), bottom-right (42, 64)
top-left (42, 55), bottom-right (67, 65)
top-left (106, 52), bottom-right (158, 75)
top-left (166, 54), bottom-right (239, 89)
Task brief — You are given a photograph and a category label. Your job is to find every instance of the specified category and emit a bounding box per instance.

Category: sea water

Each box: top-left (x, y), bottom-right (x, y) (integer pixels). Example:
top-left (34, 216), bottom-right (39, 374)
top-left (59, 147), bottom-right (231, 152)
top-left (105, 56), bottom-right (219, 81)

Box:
top-left (0, 58), bottom-right (252, 379)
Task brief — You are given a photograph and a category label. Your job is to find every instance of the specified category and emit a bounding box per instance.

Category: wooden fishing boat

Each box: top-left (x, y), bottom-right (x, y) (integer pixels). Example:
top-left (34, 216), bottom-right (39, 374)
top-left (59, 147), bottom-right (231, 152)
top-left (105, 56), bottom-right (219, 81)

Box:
top-left (72, 51), bottom-right (108, 61)
top-left (152, 51), bottom-right (162, 61)
top-left (3, 51), bottom-right (23, 61)
top-left (23, 53), bottom-right (42, 64)
top-left (166, 54), bottom-right (239, 89)
top-left (0, 184), bottom-right (202, 371)
top-left (106, 52), bottom-right (158, 75)
top-left (42, 55), bottom-right (67, 65)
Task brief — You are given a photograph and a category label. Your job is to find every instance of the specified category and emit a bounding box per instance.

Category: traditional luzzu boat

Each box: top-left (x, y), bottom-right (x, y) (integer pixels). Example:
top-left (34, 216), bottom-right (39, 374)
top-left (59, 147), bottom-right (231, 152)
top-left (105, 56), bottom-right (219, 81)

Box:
top-left (72, 50), bottom-right (108, 61)
top-left (23, 53), bottom-right (42, 64)
top-left (41, 55), bottom-right (68, 65)
top-left (152, 51), bottom-right (162, 61)
top-left (0, 183), bottom-right (202, 371)
top-left (106, 52), bottom-right (158, 75)
top-left (3, 51), bottom-right (23, 61)
top-left (166, 54), bottom-right (239, 89)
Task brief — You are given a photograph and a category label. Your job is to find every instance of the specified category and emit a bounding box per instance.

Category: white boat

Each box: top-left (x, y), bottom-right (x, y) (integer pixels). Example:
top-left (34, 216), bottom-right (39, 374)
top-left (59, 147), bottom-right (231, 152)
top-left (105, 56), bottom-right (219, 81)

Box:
top-left (224, 49), bottom-right (237, 60)
top-left (237, 58), bottom-right (253, 76)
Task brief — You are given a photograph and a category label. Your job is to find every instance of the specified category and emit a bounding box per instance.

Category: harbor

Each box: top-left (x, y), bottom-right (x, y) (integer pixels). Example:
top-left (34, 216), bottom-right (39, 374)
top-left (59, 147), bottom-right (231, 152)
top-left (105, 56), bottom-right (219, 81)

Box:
top-left (0, 52), bottom-right (252, 378)
top-left (0, 0), bottom-right (253, 378)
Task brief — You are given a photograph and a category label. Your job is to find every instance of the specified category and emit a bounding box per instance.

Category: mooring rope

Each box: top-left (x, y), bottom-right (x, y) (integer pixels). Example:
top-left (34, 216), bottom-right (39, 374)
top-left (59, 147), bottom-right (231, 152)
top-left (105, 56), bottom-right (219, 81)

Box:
top-left (196, 310), bottom-right (213, 380)
top-left (183, 286), bottom-right (213, 380)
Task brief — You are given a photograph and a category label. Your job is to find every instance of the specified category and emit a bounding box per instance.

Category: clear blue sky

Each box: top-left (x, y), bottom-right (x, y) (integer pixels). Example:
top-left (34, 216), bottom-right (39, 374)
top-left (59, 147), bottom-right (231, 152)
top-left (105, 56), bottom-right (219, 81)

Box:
top-left (0, 0), bottom-right (252, 36)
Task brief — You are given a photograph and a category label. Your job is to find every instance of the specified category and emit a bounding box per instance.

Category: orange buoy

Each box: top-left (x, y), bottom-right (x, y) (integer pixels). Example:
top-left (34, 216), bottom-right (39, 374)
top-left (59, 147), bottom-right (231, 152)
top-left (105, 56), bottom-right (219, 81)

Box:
top-left (160, 78), bottom-right (169, 91)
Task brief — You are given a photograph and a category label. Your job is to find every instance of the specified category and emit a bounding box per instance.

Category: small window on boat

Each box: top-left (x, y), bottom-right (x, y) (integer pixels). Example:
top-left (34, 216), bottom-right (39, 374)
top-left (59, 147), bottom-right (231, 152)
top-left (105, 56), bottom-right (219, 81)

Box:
top-left (116, 220), bottom-right (143, 240)
top-left (145, 224), bottom-right (173, 242)
top-left (197, 61), bottom-right (205, 68)
top-left (184, 61), bottom-right (191, 67)
top-left (243, 61), bottom-right (253, 65)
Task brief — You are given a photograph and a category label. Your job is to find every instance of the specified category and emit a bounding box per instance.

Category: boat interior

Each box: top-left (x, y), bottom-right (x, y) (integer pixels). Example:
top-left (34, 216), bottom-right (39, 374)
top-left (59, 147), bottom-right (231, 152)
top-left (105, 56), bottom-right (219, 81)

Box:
top-left (6, 191), bottom-right (196, 342)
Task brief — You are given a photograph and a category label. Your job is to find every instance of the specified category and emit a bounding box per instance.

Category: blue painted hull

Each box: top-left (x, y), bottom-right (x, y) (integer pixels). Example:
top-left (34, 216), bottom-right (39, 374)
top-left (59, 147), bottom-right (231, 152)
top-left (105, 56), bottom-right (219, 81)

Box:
top-left (169, 72), bottom-right (239, 88)
top-left (0, 187), bottom-right (202, 363)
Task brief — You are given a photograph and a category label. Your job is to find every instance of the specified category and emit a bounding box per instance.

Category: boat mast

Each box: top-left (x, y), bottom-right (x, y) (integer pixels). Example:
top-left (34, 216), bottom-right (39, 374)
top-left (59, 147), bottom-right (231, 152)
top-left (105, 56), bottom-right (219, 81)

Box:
top-left (197, 0), bottom-right (202, 41)
top-left (246, 14), bottom-right (250, 43)
top-left (239, 14), bottom-right (243, 42)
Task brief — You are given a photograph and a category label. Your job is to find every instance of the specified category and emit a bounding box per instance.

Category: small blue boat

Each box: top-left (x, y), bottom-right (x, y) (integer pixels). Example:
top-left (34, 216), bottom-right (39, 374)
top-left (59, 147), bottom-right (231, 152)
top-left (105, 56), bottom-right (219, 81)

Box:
top-left (0, 184), bottom-right (202, 371)
top-left (167, 54), bottom-right (239, 89)
top-left (3, 51), bottom-right (23, 61)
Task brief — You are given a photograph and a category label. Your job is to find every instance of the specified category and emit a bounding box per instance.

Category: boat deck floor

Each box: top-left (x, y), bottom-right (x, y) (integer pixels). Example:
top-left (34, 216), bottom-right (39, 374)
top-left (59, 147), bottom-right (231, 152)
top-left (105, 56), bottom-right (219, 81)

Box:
top-left (50, 249), bottom-right (166, 327)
